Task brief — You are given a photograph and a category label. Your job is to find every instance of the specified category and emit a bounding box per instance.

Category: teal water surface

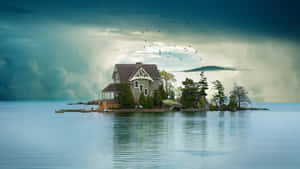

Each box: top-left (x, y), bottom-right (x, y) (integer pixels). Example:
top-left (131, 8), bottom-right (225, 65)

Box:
top-left (0, 101), bottom-right (300, 169)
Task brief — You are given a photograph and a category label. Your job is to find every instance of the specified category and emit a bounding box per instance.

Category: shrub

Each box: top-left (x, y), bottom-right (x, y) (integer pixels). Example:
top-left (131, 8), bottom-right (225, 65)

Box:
top-left (118, 83), bottom-right (135, 108)
top-left (153, 90), bottom-right (162, 107)
top-left (138, 93), bottom-right (147, 108)
top-left (145, 96), bottom-right (154, 109)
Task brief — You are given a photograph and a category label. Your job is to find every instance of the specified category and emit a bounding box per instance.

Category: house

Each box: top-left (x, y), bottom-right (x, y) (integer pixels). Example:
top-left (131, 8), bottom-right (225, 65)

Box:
top-left (102, 62), bottom-right (162, 104)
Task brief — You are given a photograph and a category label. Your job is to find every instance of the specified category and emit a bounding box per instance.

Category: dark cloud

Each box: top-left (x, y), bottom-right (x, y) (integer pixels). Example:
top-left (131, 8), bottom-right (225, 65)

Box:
top-left (1, 0), bottom-right (299, 40)
top-left (0, 5), bottom-right (33, 14)
top-left (0, 0), bottom-right (300, 101)
top-left (179, 65), bottom-right (248, 72)
top-left (0, 24), bottom-right (111, 100)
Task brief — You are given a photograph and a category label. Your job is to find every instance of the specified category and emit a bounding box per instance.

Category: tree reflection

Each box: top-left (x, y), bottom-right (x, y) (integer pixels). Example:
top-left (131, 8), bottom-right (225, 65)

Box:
top-left (182, 112), bottom-right (207, 151)
top-left (110, 111), bottom-right (251, 169)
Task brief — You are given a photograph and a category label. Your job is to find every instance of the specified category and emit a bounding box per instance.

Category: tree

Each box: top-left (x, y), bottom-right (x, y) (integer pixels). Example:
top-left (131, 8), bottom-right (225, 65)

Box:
top-left (230, 84), bottom-right (251, 109)
top-left (180, 78), bottom-right (201, 108)
top-left (138, 93), bottom-right (147, 108)
top-left (118, 83), bottom-right (135, 108)
top-left (158, 84), bottom-right (167, 100)
top-left (159, 70), bottom-right (176, 98)
top-left (139, 94), bottom-right (154, 109)
top-left (169, 90), bottom-right (175, 100)
top-left (145, 96), bottom-right (154, 109)
top-left (153, 90), bottom-right (162, 106)
top-left (199, 97), bottom-right (206, 109)
top-left (228, 94), bottom-right (237, 111)
top-left (211, 95), bottom-right (219, 107)
top-left (212, 80), bottom-right (226, 107)
top-left (152, 84), bottom-right (167, 107)
top-left (199, 72), bottom-right (208, 97)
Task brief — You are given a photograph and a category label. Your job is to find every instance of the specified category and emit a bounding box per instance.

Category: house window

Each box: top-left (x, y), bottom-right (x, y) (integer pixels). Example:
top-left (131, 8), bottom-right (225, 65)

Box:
top-left (135, 81), bottom-right (139, 88)
top-left (140, 85), bottom-right (143, 92)
top-left (144, 88), bottom-right (148, 96)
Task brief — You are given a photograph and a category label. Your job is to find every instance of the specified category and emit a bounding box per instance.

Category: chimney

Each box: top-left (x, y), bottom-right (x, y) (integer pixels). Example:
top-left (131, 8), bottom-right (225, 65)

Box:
top-left (136, 62), bottom-right (142, 69)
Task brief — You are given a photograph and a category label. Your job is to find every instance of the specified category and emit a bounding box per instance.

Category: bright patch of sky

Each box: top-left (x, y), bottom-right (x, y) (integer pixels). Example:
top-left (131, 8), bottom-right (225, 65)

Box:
top-left (1, 0), bottom-right (300, 101)
top-left (135, 42), bottom-right (197, 61)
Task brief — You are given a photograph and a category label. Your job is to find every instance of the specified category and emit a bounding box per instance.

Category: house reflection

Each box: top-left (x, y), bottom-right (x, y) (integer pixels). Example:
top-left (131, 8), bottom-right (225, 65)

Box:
top-left (112, 112), bottom-right (171, 169)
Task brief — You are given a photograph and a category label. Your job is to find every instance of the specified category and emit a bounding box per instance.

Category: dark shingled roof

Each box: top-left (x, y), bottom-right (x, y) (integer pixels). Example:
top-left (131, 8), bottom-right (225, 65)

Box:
top-left (102, 83), bottom-right (119, 92)
top-left (115, 64), bottom-right (160, 82)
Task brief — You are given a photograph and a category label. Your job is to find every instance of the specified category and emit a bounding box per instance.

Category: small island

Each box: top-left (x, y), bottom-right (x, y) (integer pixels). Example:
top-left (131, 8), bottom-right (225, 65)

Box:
top-left (56, 62), bottom-right (268, 113)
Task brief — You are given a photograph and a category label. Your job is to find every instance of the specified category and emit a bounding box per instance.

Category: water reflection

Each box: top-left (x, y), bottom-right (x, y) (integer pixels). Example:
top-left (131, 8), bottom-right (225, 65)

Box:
top-left (112, 112), bottom-right (170, 169)
top-left (218, 120), bottom-right (225, 146)
top-left (219, 111), bottom-right (225, 118)
top-left (1, 102), bottom-right (300, 169)
top-left (183, 117), bottom-right (207, 150)
top-left (112, 111), bottom-right (239, 168)
top-left (111, 111), bottom-right (252, 168)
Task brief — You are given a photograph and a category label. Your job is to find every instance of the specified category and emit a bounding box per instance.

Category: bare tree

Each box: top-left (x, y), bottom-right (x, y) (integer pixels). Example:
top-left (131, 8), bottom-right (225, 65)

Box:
top-left (230, 84), bottom-right (251, 109)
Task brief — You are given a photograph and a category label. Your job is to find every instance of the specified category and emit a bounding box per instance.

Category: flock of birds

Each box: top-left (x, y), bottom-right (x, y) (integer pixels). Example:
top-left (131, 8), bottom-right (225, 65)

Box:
top-left (142, 39), bottom-right (198, 55)
top-left (133, 28), bottom-right (199, 58)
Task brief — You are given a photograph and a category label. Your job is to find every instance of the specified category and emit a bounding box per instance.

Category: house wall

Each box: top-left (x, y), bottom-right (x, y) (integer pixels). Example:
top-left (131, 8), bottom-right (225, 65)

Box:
top-left (111, 64), bottom-right (161, 103)
top-left (130, 79), bottom-right (161, 103)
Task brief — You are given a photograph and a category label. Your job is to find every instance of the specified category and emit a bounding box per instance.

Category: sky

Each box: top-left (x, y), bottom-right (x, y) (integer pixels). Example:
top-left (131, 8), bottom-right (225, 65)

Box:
top-left (0, 0), bottom-right (300, 102)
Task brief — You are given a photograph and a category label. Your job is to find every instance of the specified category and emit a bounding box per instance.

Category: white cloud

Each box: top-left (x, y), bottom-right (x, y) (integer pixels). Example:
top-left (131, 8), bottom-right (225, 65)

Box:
top-left (135, 41), bottom-right (199, 61)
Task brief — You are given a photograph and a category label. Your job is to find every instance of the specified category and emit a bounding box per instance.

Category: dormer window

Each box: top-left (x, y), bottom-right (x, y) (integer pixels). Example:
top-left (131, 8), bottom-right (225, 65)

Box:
top-left (135, 81), bottom-right (139, 88)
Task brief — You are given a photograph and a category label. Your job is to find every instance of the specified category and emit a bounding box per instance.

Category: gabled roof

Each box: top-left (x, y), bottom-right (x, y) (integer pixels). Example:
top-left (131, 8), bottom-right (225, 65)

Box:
top-left (102, 83), bottom-right (119, 92)
top-left (129, 66), bottom-right (153, 81)
top-left (115, 63), bottom-right (160, 82)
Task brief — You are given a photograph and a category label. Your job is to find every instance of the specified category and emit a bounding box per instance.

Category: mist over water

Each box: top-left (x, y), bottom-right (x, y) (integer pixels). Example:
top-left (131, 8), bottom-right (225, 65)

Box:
top-left (0, 101), bottom-right (300, 169)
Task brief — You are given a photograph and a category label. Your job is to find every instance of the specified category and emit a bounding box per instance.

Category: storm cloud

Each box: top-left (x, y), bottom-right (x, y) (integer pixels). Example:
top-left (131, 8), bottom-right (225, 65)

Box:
top-left (179, 66), bottom-right (246, 72)
top-left (0, 0), bottom-right (300, 101)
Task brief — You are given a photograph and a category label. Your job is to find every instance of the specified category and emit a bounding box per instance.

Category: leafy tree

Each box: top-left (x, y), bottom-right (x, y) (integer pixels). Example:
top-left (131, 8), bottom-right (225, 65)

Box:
top-left (159, 70), bottom-right (176, 98)
top-left (118, 83), bottom-right (135, 108)
top-left (211, 95), bottom-right (219, 107)
top-left (199, 97), bottom-right (206, 109)
top-left (199, 72), bottom-right (208, 97)
top-left (153, 90), bottom-right (162, 106)
top-left (209, 103), bottom-right (217, 111)
top-left (230, 84), bottom-right (251, 109)
top-left (139, 94), bottom-right (154, 109)
top-left (158, 84), bottom-right (167, 100)
top-left (180, 78), bottom-right (200, 108)
top-left (152, 85), bottom-right (168, 107)
top-left (212, 80), bottom-right (226, 107)
top-left (145, 96), bottom-right (154, 108)
top-left (228, 94), bottom-right (238, 111)
top-left (169, 90), bottom-right (175, 100)
top-left (138, 93), bottom-right (147, 108)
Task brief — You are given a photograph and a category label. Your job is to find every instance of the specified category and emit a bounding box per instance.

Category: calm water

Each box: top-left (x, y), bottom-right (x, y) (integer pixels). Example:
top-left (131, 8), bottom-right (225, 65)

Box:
top-left (0, 101), bottom-right (300, 169)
